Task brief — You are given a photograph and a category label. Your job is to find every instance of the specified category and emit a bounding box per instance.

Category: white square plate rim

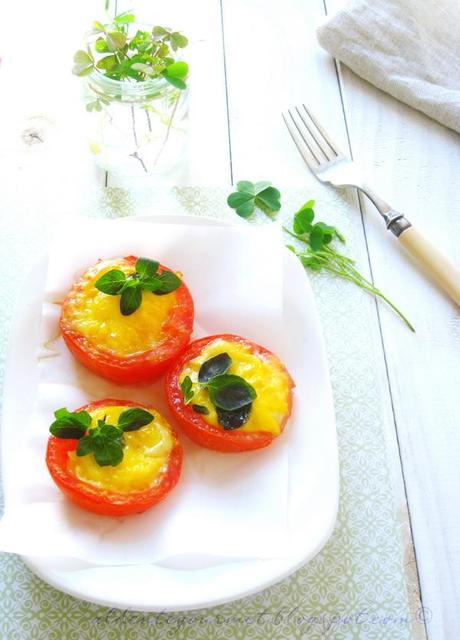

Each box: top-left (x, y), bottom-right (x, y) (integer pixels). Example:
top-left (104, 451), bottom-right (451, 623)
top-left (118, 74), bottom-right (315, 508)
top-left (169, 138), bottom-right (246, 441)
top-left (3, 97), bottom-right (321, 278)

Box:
top-left (1, 213), bottom-right (339, 611)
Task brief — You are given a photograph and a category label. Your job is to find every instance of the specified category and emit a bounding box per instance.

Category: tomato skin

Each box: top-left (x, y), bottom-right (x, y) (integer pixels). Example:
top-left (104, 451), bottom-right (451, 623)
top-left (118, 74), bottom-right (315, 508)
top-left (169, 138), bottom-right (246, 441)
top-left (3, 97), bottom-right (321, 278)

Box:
top-left (165, 334), bottom-right (294, 453)
top-left (60, 256), bottom-right (194, 384)
top-left (45, 399), bottom-right (183, 516)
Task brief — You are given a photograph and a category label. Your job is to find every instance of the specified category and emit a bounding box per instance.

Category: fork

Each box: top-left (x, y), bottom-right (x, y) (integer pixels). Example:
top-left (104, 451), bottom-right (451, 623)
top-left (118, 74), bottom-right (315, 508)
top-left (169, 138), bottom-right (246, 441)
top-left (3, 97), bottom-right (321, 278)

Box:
top-left (283, 104), bottom-right (460, 307)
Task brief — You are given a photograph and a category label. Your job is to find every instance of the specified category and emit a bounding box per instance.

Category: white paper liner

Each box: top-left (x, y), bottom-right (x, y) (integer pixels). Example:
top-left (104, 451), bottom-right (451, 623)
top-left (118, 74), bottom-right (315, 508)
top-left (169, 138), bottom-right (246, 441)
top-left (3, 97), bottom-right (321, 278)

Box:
top-left (0, 218), bottom-right (304, 565)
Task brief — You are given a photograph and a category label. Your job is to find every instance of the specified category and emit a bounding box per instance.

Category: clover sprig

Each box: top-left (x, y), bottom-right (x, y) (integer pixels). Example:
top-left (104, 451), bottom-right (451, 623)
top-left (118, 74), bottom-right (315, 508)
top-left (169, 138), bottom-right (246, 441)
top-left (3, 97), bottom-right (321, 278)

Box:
top-left (227, 181), bottom-right (281, 219)
top-left (72, 11), bottom-right (189, 94)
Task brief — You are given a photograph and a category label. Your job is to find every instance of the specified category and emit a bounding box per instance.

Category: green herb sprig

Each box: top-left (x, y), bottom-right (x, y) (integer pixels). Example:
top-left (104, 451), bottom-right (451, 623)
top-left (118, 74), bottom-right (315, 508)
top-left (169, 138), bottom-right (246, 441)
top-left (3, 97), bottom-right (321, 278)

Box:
top-left (50, 407), bottom-right (154, 467)
top-left (285, 200), bottom-right (415, 332)
top-left (95, 257), bottom-right (182, 316)
top-left (72, 12), bottom-right (189, 90)
top-left (180, 353), bottom-right (257, 429)
top-left (227, 181), bottom-right (281, 219)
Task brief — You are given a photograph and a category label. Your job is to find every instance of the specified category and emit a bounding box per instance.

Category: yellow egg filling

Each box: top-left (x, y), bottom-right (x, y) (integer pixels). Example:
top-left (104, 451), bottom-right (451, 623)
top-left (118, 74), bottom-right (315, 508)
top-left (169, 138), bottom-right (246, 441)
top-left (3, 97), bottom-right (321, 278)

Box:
top-left (63, 259), bottom-right (177, 356)
top-left (179, 339), bottom-right (291, 435)
top-left (67, 405), bottom-right (175, 493)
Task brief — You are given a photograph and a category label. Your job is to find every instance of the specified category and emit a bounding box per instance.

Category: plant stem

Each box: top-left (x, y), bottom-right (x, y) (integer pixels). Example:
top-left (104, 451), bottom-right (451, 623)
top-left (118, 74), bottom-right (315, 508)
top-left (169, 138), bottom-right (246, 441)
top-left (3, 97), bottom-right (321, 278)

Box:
top-left (284, 226), bottom-right (415, 332)
top-left (153, 91), bottom-right (180, 166)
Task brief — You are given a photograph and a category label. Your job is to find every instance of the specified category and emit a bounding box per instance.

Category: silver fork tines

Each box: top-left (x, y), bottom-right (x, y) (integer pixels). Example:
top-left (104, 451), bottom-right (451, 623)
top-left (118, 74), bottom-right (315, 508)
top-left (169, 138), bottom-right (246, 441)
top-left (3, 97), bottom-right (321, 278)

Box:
top-left (282, 103), bottom-right (410, 236)
top-left (282, 104), bottom-right (342, 173)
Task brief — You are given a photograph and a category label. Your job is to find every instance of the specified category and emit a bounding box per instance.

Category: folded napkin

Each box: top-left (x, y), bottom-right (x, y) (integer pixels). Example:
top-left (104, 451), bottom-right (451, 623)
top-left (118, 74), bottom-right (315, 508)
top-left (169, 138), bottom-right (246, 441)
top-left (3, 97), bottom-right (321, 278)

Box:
top-left (317, 0), bottom-right (460, 134)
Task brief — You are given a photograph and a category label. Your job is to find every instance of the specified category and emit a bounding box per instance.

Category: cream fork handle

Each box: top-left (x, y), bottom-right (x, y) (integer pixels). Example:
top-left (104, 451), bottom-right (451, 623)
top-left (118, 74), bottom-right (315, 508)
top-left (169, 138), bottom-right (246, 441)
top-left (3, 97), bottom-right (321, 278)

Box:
top-left (398, 225), bottom-right (460, 306)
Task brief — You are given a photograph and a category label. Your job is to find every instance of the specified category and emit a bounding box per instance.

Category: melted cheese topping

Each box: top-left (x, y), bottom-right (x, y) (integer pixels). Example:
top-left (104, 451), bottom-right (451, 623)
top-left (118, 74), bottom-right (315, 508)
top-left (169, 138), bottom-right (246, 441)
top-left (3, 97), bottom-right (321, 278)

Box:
top-left (67, 405), bottom-right (175, 493)
top-left (63, 259), bottom-right (177, 356)
top-left (179, 339), bottom-right (291, 435)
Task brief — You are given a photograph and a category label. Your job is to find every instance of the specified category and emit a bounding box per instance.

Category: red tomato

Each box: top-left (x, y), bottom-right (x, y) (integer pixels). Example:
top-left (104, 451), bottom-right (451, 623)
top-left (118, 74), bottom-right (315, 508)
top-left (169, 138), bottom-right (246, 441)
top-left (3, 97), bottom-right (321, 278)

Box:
top-left (60, 256), bottom-right (194, 384)
top-left (166, 334), bottom-right (294, 453)
top-left (46, 399), bottom-right (183, 516)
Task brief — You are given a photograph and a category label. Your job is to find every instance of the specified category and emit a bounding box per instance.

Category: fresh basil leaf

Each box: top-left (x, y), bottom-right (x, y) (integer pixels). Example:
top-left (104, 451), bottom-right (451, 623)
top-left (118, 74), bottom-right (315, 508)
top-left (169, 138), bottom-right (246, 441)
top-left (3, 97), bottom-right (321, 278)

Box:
top-left (180, 375), bottom-right (194, 404)
top-left (207, 374), bottom-right (257, 411)
top-left (155, 271), bottom-right (182, 295)
top-left (120, 283), bottom-right (142, 315)
top-left (135, 257), bottom-right (160, 279)
top-left (198, 352), bottom-right (232, 383)
top-left (192, 404), bottom-right (210, 415)
top-left (95, 269), bottom-right (127, 295)
top-left (216, 404), bottom-right (252, 430)
top-left (99, 423), bottom-right (124, 439)
top-left (118, 408), bottom-right (154, 432)
top-left (72, 411), bottom-right (92, 427)
top-left (140, 276), bottom-right (162, 292)
top-left (54, 407), bottom-right (70, 419)
top-left (76, 436), bottom-right (93, 456)
top-left (49, 408), bottom-right (91, 438)
top-left (50, 423), bottom-right (87, 439)
top-left (93, 439), bottom-right (124, 467)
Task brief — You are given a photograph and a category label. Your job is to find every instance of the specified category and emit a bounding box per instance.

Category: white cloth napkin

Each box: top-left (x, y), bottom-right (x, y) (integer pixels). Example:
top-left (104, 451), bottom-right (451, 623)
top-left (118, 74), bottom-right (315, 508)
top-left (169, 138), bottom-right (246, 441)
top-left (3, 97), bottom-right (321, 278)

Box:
top-left (317, 0), bottom-right (460, 134)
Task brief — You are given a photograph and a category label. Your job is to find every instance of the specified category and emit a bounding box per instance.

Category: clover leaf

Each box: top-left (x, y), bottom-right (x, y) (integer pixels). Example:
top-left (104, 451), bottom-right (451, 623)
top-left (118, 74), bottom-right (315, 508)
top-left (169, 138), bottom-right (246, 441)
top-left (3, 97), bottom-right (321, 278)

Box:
top-left (227, 181), bottom-right (281, 219)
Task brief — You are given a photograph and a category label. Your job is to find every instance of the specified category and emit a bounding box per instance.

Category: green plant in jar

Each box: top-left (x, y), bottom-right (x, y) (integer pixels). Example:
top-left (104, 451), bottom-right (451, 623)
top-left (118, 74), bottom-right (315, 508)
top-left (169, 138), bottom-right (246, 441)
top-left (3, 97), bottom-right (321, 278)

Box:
top-left (72, 11), bottom-right (189, 175)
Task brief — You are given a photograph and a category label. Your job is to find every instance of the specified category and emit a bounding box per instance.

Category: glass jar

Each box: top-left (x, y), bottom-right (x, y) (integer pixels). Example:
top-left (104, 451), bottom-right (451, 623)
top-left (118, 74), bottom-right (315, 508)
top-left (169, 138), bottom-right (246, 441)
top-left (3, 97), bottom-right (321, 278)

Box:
top-left (82, 68), bottom-right (188, 177)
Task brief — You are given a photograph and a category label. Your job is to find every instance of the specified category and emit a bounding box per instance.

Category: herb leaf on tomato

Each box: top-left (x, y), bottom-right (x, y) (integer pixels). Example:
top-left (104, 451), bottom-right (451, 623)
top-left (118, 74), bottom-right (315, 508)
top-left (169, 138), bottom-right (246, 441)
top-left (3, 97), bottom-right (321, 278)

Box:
top-left (198, 352), bottom-right (232, 383)
top-left (120, 282), bottom-right (142, 315)
top-left (216, 404), bottom-right (252, 430)
top-left (94, 269), bottom-right (127, 295)
top-left (155, 271), bottom-right (183, 295)
top-left (49, 408), bottom-right (92, 439)
top-left (207, 374), bottom-right (257, 411)
top-left (51, 406), bottom-right (154, 466)
top-left (180, 375), bottom-right (194, 404)
top-left (95, 258), bottom-right (182, 315)
top-left (135, 257), bottom-right (160, 279)
top-left (192, 404), bottom-right (210, 415)
top-left (118, 407), bottom-right (154, 431)
top-left (76, 420), bottom-right (125, 467)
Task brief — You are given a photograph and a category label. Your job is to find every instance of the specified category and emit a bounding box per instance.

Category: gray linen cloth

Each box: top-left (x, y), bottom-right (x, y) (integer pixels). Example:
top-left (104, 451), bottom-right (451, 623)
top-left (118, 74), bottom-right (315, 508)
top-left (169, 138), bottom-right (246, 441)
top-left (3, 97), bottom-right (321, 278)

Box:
top-left (317, 0), bottom-right (460, 134)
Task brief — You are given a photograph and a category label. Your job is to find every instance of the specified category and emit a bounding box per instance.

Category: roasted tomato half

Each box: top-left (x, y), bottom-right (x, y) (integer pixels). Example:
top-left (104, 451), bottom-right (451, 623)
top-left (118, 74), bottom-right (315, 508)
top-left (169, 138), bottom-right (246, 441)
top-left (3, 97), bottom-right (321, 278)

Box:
top-left (60, 256), bottom-right (194, 384)
top-left (166, 334), bottom-right (294, 452)
top-left (46, 399), bottom-right (183, 516)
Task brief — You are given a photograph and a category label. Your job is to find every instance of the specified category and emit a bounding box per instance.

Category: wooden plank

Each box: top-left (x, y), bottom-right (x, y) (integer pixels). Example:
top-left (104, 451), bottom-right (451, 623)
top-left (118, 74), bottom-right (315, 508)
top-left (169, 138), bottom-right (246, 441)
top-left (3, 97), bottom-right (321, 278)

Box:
top-left (107, 0), bottom-right (231, 186)
top-left (221, 1), bottom-right (423, 636)
top-left (322, 1), bottom-right (460, 637)
top-left (336, 63), bottom-right (460, 640)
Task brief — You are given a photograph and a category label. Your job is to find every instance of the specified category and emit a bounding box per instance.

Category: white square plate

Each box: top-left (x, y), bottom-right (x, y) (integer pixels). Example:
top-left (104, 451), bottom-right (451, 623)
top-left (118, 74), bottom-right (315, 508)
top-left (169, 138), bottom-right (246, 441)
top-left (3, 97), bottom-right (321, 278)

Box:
top-left (0, 214), bottom-right (338, 611)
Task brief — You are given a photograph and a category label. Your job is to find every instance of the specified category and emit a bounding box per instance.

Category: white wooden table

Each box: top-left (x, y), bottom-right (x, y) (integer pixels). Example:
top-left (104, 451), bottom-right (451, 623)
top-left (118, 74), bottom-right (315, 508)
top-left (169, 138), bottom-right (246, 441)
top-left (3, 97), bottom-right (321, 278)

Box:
top-left (1, 1), bottom-right (459, 638)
